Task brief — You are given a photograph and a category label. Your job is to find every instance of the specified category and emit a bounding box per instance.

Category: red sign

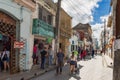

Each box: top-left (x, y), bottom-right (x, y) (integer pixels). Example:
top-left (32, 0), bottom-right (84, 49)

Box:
top-left (14, 41), bottom-right (24, 48)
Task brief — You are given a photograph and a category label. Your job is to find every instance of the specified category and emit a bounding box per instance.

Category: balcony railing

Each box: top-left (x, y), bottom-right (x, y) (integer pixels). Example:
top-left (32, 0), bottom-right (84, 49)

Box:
top-left (32, 19), bottom-right (54, 38)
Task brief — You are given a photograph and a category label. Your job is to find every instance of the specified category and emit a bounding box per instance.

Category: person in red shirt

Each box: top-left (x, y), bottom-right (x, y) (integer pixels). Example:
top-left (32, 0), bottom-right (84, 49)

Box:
top-left (82, 49), bottom-right (87, 60)
top-left (33, 44), bottom-right (38, 65)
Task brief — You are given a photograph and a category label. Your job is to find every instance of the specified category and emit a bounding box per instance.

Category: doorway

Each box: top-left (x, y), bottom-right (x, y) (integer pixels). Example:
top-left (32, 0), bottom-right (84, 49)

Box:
top-left (0, 11), bottom-right (18, 74)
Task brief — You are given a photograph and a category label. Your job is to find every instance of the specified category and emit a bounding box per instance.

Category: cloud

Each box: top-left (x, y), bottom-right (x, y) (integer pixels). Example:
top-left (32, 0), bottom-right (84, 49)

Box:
top-left (100, 14), bottom-right (109, 24)
top-left (53, 0), bottom-right (58, 3)
top-left (60, 0), bottom-right (102, 27)
top-left (91, 23), bottom-right (104, 39)
top-left (52, 0), bottom-right (102, 26)
top-left (91, 14), bottom-right (111, 40)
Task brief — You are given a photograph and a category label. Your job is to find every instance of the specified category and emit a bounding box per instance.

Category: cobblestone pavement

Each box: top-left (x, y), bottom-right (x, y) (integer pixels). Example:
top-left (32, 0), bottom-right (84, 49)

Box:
top-left (31, 55), bottom-right (113, 80)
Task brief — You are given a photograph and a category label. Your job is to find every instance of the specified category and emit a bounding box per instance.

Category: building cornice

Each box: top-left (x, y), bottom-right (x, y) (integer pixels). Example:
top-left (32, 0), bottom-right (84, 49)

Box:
top-left (14, 0), bottom-right (36, 11)
top-left (36, 0), bottom-right (56, 15)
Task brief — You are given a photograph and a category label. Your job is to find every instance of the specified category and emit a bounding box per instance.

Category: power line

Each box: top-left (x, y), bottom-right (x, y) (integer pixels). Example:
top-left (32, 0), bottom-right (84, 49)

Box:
top-left (62, 1), bottom-right (84, 21)
top-left (64, 2), bottom-right (82, 19)
top-left (62, 0), bottom-right (92, 22)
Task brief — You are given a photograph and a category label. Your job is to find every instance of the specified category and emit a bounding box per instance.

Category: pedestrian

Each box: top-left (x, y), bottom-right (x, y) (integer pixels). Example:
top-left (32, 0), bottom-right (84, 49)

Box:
top-left (32, 44), bottom-right (38, 65)
top-left (1, 48), bottom-right (10, 72)
top-left (0, 52), bottom-right (2, 71)
top-left (70, 52), bottom-right (77, 74)
top-left (48, 46), bottom-right (54, 67)
top-left (0, 52), bottom-right (4, 72)
top-left (40, 47), bottom-right (47, 69)
top-left (78, 47), bottom-right (81, 59)
top-left (80, 48), bottom-right (83, 60)
top-left (82, 49), bottom-right (86, 60)
top-left (56, 49), bottom-right (64, 75)
top-left (92, 49), bottom-right (95, 58)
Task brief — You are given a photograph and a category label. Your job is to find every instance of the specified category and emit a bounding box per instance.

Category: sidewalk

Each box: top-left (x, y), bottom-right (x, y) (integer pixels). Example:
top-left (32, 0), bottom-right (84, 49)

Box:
top-left (102, 54), bottom-right (113, 68)
top-left (0, 65), bottom-right (56, 80)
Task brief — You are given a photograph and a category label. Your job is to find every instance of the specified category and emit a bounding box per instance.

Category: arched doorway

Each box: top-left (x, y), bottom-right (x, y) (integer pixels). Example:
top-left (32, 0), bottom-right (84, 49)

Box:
top-left (0, 11), bottom-right (19, 74)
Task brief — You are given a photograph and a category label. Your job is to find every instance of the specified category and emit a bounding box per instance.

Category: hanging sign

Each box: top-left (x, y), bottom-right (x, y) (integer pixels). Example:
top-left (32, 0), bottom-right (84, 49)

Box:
top-left (14, 41), bottom-right (24, 48)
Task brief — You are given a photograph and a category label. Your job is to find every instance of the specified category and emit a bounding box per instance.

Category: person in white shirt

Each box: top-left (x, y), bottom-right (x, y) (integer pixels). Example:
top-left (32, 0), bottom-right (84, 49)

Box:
top-left (1, 48), bottom-right (10, 72)
top-left (48, 47), bottom-right (54, 66)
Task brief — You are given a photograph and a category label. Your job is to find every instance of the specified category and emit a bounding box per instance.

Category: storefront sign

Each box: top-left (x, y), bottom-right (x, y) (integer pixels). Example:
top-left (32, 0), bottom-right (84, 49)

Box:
top-left (14, 41), bottom-right (24, 48)
top-left (32, 19), bottom-right (54, 38)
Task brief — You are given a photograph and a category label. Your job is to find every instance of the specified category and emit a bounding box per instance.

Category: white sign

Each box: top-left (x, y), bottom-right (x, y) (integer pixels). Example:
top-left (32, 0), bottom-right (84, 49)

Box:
top-left (114, 39), bottom-right (120, 51)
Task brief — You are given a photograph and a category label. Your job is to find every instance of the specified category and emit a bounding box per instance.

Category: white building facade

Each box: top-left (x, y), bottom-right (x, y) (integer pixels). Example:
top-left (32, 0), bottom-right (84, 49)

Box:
top-left (0, 0), bottom-right (35, 73)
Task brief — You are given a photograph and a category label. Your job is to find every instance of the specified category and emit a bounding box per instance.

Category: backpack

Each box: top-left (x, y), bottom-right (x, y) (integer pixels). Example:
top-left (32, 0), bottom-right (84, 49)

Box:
top-left (2, 52), bottom-right (8, 61)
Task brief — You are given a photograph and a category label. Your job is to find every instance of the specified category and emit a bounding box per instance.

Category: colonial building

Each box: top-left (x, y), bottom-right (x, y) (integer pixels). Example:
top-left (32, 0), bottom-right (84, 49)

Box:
top-left (32, 0), bottom-right (56, 46)
top-left (73, 23), bottom-right (92, 50)
top-left (105, 14), bottom-right (114, 59)
top-left (31, 0), bottom-right (56, 67)
top-left (0, 0), bottom-right (35, 74)
top-left (59, 8), bottom-right (72, 57)
top-left (69, 30), bottom-right (79, 55)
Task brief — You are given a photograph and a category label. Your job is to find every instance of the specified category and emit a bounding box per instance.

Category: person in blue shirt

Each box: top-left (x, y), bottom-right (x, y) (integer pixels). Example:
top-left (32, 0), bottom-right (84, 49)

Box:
top-left (56, 49), bottom-right (64, 75)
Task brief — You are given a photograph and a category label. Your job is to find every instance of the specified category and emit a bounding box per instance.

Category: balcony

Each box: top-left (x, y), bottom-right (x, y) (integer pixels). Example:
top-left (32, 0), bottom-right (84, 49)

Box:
top-left (32, 19), bottom-right (54, 38)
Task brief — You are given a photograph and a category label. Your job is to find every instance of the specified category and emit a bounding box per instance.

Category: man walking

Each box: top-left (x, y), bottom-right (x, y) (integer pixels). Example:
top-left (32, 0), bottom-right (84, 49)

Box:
top-left (40, 47), bottom-right (47, 69)
top-left (56, 49), bottom-right (64, 75)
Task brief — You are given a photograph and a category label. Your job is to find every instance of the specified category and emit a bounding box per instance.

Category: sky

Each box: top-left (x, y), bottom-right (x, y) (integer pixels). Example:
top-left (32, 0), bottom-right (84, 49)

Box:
top-left (53, 0), bottom-right (111, 40)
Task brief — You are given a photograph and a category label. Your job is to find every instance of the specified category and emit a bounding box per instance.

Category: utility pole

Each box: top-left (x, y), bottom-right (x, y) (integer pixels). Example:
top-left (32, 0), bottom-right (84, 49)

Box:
top-left (104, 19), bottom-right (106, 55)
top-left (55, 0), bottom-right (61, 53)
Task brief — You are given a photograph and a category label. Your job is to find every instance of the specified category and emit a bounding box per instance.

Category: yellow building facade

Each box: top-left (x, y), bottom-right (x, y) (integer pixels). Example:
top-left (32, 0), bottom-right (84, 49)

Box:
top-left (59, 9), bottom-right (72, 57)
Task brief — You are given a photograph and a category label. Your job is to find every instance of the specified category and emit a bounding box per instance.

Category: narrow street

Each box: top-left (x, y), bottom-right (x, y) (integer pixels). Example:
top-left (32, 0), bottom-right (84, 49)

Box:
top-left (31, 55), bottom-right (113, 80)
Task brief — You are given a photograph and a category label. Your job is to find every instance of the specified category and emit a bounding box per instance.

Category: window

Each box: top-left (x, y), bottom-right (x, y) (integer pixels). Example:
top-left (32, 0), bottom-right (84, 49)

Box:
top-left (59, 43), bottom-right (62, 48)
top-left (72, 41), bottom-right (74, 44)
top-left (31, 0), bottom-right (36, 3)
top-left (38, 6), bottom-right (42, 20)
top-left (71, 45), bottom-right (74, 51)
top-left (47, 15), bottom-right (52, 25)
top-left (43, 16), bottom-right (46, 22)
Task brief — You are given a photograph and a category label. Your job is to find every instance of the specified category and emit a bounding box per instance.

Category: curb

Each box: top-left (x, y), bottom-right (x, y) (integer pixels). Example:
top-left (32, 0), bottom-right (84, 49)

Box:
top-left (102, 54), bottom-right (113, 68)
top-left (27, 64), bottom-right (68, 80)
top-left (27, 66), bottom-right (56, 80)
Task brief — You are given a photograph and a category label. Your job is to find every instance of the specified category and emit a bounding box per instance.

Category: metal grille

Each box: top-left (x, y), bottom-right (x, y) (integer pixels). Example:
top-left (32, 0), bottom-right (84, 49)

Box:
top-left (0, 11), bottom-right (17, 74)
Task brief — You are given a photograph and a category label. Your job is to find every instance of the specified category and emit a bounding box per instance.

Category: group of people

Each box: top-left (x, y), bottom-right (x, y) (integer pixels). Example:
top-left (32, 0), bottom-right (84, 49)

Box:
top-left (56, 49), bottom-right (78, 75)
top-left (32, 44), bottom-right (96, 76)
top-left (32, 44), bottom-right (54, 69)
top-left (0, 48), bottom-right (10, 72)
top-left (79, 48), bottom-right (95, 60)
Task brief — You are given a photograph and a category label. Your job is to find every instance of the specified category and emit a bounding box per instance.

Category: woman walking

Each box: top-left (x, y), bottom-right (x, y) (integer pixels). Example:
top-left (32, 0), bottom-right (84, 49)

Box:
top-left (1, 48), bottom-right (10, 72)
top-left (70, 52), bottom-right (77, 74)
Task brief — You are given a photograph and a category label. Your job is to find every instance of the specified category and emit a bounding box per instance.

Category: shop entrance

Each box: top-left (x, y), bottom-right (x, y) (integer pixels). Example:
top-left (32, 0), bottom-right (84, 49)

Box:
top-left (0, 11), bottom-right (17, 74)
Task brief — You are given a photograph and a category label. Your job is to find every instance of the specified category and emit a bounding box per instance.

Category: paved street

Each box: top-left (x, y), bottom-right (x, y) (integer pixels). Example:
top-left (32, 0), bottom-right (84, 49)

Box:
top-left (31, 55), bottom-right (113, 80)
